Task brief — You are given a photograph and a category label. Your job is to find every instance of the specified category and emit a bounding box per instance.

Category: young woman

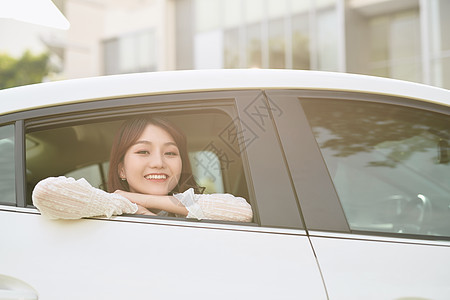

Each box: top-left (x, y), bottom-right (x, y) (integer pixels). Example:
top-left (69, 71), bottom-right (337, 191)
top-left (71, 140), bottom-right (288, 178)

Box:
top-left (32, 116), bottom-right (253, 222)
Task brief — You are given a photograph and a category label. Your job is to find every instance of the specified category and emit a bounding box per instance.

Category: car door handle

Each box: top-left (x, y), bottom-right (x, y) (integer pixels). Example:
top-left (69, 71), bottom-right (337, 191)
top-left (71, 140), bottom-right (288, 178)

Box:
top-left (0, 274), bottom-right (38, 300)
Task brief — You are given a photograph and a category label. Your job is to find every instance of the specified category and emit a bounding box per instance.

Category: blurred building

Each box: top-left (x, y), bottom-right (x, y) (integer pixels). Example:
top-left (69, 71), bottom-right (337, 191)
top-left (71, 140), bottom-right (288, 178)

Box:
top-left (1, 0), bottom-right (449, 89)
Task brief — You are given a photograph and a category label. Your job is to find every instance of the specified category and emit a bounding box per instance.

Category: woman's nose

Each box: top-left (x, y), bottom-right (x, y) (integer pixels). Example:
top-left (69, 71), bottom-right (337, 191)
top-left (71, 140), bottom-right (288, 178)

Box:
top-left (148, 152), bottom-right (164, 168)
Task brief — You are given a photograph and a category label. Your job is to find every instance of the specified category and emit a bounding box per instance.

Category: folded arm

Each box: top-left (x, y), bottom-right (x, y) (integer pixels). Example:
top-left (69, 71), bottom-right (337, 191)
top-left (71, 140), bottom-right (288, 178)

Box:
top-left (32, 176), bottom-right (138, 219)
top-left (33, 177), bottom-right (253, 222)
top-left (117, 188), bottom-right (253, 222)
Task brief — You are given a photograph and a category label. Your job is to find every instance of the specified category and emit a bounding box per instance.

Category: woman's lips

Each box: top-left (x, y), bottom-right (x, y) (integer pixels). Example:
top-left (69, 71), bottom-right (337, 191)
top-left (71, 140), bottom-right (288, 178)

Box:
top-left (144, 173), bottom-right (168, 181)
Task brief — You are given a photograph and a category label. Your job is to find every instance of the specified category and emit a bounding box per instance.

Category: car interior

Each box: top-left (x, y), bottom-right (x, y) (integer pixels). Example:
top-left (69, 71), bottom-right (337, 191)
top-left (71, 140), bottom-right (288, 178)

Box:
top-left (25, 109), bottom-right (251, 213)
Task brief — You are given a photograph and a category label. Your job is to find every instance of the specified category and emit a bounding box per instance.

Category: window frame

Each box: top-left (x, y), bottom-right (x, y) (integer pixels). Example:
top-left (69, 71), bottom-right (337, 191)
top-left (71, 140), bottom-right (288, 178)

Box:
top-left (0, 122), bottom-right (19, 206)
top-left (233, 91), bottom-right (305, 229)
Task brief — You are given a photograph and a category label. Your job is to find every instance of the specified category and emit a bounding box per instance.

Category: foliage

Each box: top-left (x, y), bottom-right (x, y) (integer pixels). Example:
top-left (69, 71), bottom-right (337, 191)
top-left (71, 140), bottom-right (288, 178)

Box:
top-left (0, 51), bottom-right (51, 89)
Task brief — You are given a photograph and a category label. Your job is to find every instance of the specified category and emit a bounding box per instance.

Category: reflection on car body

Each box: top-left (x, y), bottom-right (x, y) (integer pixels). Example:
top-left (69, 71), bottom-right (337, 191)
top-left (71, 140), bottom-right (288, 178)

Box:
top-left (0, 69), bottom-right (449, 299)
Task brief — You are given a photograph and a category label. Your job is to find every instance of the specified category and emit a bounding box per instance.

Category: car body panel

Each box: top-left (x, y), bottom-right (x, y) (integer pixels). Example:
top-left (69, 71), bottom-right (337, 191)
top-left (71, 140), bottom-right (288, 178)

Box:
top-left (310, 231), bottom-right (450, 300)
top-left (268, 87), bottom-right (450, 299)
top-left (0, 210), bottom-right (327, 299)
top-left (1, 69), bottom-right (449, 116)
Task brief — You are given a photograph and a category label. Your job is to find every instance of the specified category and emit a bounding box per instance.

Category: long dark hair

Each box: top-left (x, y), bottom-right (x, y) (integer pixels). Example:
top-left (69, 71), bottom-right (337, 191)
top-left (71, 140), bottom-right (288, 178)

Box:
top-left (107, 115), bottom-right (203, 194)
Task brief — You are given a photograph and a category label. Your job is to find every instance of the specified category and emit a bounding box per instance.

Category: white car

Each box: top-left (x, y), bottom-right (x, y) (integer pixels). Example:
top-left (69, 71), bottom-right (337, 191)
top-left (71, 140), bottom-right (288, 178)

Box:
top-left (1, 69), bottom-right (449, 300)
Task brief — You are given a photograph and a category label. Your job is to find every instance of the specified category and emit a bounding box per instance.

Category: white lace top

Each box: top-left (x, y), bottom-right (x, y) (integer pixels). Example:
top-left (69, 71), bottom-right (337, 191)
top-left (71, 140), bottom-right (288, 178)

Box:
top-left (32, 176), bottom-right (253, 222)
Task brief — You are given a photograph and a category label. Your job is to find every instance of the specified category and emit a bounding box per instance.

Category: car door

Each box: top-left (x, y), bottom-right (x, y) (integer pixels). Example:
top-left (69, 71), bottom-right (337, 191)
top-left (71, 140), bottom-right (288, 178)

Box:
top-left (0, 89), bottom-right (327, 299)
top-left (269, 89), bottom-right (450, 300)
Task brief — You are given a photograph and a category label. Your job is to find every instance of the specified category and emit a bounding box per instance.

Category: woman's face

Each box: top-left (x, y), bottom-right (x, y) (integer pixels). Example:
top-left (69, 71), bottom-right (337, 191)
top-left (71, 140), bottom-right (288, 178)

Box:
top-left (119, 124), bottom-right (182, 195)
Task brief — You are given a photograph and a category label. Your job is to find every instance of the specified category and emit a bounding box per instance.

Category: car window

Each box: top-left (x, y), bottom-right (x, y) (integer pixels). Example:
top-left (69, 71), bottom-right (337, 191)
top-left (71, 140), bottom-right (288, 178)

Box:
top-left (25, 109), bottom-right (251, 220)
top-left (301, 99), bottom-right (450, 238)
top-left (0, 124), bottom-right (15, 205)
top-left (189, 151), bottom-right (224, 193)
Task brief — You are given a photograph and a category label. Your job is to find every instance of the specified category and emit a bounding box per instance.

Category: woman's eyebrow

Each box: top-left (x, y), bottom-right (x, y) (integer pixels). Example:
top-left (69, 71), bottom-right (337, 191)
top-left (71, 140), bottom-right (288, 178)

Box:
top-left (134, 140), bottom-right (178, 147)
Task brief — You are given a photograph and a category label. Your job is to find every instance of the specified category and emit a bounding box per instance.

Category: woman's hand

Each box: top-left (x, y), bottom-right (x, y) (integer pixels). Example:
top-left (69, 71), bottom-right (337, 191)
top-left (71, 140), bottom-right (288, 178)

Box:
top-left (135, 204), bottom-right (156, 216)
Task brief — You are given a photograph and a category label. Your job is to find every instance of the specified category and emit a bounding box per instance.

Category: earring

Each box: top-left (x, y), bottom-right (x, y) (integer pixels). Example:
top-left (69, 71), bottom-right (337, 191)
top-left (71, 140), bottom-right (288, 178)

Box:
top-left (121, 178), bottom-right (127, 181)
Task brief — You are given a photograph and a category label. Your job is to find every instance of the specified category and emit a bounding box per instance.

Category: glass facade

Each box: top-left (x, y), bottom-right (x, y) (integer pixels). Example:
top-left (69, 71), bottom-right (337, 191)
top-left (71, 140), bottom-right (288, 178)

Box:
top-left (2, 0), bottom-right (448, 89)
top-left (171, 0), bottom-right (450, 89)
top-left (104, 30), bottom-right (156, 75)
top-left (187, 0), bottom-right (339, 71)
top-left (98, 0), bottom-right (450, 89)
top-left (292, 6), bottom-right (310, 70)
top-left (427, 0), bottom-right (450, 88)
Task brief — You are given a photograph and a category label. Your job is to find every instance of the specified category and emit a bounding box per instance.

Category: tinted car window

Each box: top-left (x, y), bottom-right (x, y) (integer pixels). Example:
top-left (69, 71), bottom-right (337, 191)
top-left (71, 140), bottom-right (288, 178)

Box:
top-left (0, 124), bottom-right (15, 205)
top-left (301, 99), bottom-right (450, 237)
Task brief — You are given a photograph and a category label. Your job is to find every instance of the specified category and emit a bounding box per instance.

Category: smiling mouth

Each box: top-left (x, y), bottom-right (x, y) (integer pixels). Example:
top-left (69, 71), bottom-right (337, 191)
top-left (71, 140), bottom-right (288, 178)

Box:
top-left (144, 174), bottom-right (168, 180)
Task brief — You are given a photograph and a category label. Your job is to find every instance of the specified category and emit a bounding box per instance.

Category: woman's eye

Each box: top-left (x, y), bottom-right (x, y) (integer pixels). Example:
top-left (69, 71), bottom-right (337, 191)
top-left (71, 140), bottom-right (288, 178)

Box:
top-left (136, 150), bottom-right (150, 155)
top-left (165, 151), bottom-right (178, 156)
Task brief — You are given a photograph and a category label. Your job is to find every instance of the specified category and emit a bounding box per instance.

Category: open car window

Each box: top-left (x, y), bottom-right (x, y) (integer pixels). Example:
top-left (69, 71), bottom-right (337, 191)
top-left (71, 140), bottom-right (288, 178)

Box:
top-left (25, 109), bottom-right (251, 218)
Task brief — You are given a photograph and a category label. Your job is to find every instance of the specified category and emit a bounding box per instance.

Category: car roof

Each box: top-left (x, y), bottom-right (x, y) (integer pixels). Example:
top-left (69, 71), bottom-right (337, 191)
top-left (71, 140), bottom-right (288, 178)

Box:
top-left (1, 69), bottom-right (449, 116)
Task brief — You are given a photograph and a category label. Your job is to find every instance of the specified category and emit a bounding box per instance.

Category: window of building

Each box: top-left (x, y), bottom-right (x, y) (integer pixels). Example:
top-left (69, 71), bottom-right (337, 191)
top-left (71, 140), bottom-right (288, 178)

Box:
top-left (246, 23), bottom-right (262, 68)
top-left (0, 124), bottom-right (15, 205)
top-left (268, 18), bottom-right (286, 69)
top-left (427, 0), bottom-right (450, 89)
top-left (292, 10), bottom-right (310, 70)
top-left (103, 30), bottom-right (156, 75)
top-left (224, 28), bottom-right (240, 68)
top-left (302, 99), bottom-right (450, 238)
top-left (194, 0), bottom-right (221, 32)
top-left (368, 9), bottom-right (422, 83)
top-left (316, 3), bottom-right (339, 71)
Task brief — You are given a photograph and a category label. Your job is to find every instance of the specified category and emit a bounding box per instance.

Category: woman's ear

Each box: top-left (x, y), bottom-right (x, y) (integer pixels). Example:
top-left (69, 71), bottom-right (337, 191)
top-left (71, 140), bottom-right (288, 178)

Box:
top-left (118, 162), bottom-right (125, 179)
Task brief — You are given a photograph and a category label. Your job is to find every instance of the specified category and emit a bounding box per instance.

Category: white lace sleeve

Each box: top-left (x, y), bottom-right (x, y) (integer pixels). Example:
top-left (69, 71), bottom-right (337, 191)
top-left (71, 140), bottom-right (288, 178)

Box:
top-left (173, 188), bottom-right (253, 222)
top-left (32, 176), bottom-right (138, 219)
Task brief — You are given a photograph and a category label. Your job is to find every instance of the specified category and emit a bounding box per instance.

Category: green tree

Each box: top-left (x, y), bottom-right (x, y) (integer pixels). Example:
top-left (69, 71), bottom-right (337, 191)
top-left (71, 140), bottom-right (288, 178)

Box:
top-left (0, 51), bottom-right (51, 89)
